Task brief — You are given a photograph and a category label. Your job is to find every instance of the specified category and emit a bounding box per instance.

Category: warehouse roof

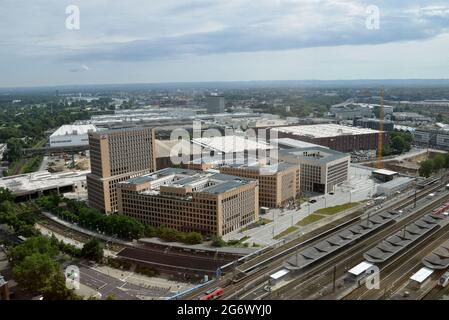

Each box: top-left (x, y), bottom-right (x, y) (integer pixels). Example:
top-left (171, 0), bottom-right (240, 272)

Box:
top-left (272, 124), bottom-right (382, 138)
top-left (51, 124), bottom-right (97, 137)
top-left (192, 135), bottom-right (273, 154)
top-left (0, 170), bottom-right (89, 196)
top-left (271, 138), bottom-right (329, 149)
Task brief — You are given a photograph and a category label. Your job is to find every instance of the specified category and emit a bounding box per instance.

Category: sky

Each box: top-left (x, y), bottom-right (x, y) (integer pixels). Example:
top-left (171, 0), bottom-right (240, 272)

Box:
top-left (1, 0), bottom-right (449, 87)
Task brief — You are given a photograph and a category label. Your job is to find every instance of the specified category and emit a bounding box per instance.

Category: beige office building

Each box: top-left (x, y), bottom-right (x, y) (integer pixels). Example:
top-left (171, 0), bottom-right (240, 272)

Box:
top-left (279, 147), bottom-right (350, 194)
top-left (117, 167), bottom-right (259, 236)
top-left (87, 127), bottom-right (156, 214)
top-left (219, 163), bottom-right (300, 208)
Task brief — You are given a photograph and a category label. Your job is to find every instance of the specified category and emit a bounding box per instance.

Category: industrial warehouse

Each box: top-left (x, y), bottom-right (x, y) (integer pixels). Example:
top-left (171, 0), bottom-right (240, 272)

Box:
top-left (270, 124), bottom-right (387, 152)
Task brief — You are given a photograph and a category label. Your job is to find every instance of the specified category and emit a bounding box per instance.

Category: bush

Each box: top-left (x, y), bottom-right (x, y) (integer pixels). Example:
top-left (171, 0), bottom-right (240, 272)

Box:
top-left (211, 236), bottom-right (226, 247)
top-left (183, 232), bottom-right (203, 245)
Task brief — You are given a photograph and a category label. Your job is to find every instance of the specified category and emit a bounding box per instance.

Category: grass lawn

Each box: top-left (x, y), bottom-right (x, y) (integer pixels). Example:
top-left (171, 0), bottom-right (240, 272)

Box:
top-left (314, 202), bottom-right (359, 216)
top-left (296, 214), bottom-right (325, 227)
top-left (20, 155), bottom-right (43, 174)
top-left (273, 226), bottom-right (298, 240)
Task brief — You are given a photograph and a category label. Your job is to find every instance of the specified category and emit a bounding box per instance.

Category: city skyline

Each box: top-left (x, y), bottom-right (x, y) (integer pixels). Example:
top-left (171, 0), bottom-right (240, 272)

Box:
top-left (2, 1), bottom-right (449, 87)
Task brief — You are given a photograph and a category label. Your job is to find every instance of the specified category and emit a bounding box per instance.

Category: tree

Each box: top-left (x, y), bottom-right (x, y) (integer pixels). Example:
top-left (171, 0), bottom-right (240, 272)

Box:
top-left (0, 187), bottom-right (13, 203)
top-left (183, 232), bottom-right (203, 245)
top-left (433, 154), bottom-right (446, 171)
top-left (211, 236), bottom-right (227, 247)
top-left (419, 160), bottom-right (434, 178)
top-left (81, 238), bottom-right (104, 262)
top-left (8, 236), bottom-right (59, 264)
top-left (391, 135), bottom-right (409, 154)
top-left (5, 138), bottom-right (23, 162)
top-left (13, 253), bottom-right (58, 292)
top-left (42, 271), bottom-right (80, 300)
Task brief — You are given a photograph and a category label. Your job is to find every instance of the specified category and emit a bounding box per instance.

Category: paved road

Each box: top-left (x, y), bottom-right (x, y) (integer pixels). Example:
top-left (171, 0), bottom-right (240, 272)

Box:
top-left (223, 165), bottom-right (377, 245)
top-left (64, 261), bottom-right (172, 300)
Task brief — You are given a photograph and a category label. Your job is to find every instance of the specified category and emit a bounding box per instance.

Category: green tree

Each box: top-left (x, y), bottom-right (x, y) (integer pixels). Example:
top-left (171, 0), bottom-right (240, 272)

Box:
top-left (433, 154), bottom-right (446, 171)
top-left (211, 236), bottom-right (227, 247)
top-left (81, 238), bottom-right (104, 262)
top-left (42, 271), bottom-right (80, 300)
top-left (8, 236), bottom-right (59, 264)
top-left (5, 138), bottom-right (23, 162)
top-left (0, 187), bottom-right (13, 202)
top-left (391, 135), bottom-right (409, 154)
top-left (183, 232), bottom-right (203, 245)
top-left (419, 160), bottom-right (434, 178)
top-left (12, 252), bottom-right (58, 292)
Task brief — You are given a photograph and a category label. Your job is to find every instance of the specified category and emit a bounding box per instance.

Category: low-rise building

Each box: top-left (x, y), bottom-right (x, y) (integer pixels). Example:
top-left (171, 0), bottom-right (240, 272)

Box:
top-left (117, 167), bottom-right (259, 236)
top-left (271, 124), bottom-right (386, 152)
top-left (49, 124), bottom-right (98, 148)
top-left (278, 147), bottom-right (350, 194)
top-left (219, 162), bottom-right (300, 208)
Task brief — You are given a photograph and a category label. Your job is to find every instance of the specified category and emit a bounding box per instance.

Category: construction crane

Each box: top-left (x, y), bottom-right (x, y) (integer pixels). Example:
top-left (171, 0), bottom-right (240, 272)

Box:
top-left (377, 89), bottom-right (384, 169)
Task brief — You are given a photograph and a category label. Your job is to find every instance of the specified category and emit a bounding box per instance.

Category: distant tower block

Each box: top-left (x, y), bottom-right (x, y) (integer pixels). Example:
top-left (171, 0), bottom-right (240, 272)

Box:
top-left (206, 93), bottom-right (225, 114)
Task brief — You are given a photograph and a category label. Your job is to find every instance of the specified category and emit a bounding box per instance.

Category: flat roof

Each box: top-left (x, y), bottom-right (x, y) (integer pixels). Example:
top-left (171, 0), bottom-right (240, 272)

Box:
top-left (279, 146), bottom-right (349, 165)
top-left (192, 135), bottom-right (273, 154)
top-left (271, 138), bottom-right (329, 149)
top-left (120, 167), bottom-right (255, 197)
top-left (51, 124), bottom-right (97, 137)
top-left (270, 269), bottom-right (289, 280)
top-left (0, 170), bottom-right (88, 196)
top-left (373, 169), bottom-right (398, 176)
top-left (410, 267), bottom-right (434, 283)
top-left (348, 261), bottom-right (374, 276)
top-left (272, 124), bottom-right (382, 139)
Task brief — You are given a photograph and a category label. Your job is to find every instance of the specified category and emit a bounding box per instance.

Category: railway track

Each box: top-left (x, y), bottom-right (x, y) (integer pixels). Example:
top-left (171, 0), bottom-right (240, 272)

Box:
top-left (185, 179), bottom-right (448, 300)
top-left (260, 187), bottom-right (449, 300)
top-left (344, 225), bottom-right (449, 300)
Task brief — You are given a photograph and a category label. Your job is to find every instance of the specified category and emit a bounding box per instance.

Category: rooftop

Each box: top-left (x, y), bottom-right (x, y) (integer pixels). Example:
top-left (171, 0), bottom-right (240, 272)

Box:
top-left (120, 167), bottom-right (256, 197)
top-left (0, 170), bottom-right (89, 196)
top-left (222, 162), bottom-right (298, 175)
top-left (272, 124), bottom-right (382, 138)
top-left (278, 146), bottom-right (349, 165)
top-left (51, 124), bottom-right (98, 137)
top-left (192, 135), bottom-right (274, 154)
top-left (373, 169), bottom-right (399, 176)
top-left (410, 267), bottom-right (434, 283)
top-left (363, 214), bottom-right (443, 264)
top-left (271, 138), bottom-right (329, 149)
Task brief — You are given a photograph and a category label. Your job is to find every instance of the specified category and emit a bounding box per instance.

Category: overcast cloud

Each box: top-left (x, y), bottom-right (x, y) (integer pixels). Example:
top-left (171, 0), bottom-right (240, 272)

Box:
top-left (1, 0), bottom-right (449, 87)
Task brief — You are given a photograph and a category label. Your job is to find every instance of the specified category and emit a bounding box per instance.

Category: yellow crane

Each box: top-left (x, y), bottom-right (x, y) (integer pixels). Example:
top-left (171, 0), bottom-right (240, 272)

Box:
top-left (377, 89), bottom-right (384, 169)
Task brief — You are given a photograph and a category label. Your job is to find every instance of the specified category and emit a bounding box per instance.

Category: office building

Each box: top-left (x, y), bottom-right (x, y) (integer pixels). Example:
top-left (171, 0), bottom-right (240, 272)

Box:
top-left (220, 162), bottom-right (300, 208)
top-left (279, 147), bottom-right (350, 194)
top-left (206, 94), bottom-right (225, 114)
top-left (117, 168), bottom-right (259, 236)
top-left (87, 127), bottom-right (156, 214)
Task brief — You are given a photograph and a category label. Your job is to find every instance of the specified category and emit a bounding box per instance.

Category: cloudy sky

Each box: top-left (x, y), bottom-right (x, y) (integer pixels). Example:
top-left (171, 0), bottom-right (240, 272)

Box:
top-left (1, 0), bottom-right (449, 87)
